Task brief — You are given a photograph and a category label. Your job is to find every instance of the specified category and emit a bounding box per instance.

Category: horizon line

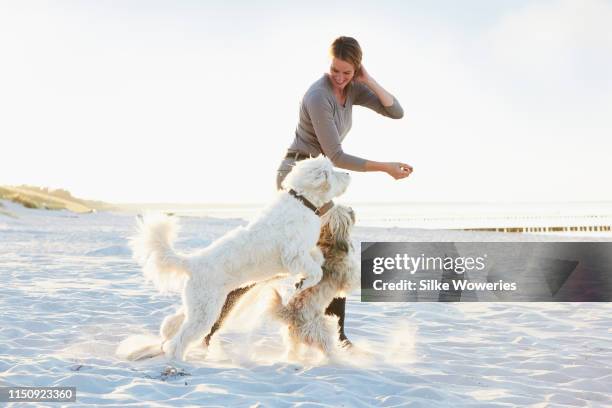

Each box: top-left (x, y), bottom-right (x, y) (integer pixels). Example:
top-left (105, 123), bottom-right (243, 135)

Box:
top-left (114, 200), bottom-right (612, 207)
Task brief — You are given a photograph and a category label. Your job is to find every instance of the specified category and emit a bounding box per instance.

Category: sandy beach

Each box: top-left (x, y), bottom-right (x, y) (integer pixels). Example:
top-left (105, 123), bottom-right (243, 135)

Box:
top-left (1, 200), bottom-right (611, 407)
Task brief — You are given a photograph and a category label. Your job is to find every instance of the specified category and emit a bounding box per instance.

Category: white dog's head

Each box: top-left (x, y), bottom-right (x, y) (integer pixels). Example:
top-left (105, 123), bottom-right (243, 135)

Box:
top-left (282, 156), bottom-right (351, 207)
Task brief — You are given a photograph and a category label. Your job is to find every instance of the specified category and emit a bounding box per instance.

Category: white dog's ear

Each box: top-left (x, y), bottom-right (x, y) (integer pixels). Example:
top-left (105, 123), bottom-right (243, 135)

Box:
top-left (313, 168), bottom-right (331, 192)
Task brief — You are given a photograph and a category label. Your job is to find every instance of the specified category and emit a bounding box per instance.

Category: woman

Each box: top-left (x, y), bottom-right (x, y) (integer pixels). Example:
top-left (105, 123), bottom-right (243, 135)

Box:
top-left (204, 36), bottom-right (412, 347)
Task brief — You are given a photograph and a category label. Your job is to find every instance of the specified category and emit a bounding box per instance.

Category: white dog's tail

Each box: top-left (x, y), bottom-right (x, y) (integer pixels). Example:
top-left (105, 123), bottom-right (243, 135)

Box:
top-left (268, 289), bottom-right (293, 324)
top-left (130, 213), bottom-right (190, 293)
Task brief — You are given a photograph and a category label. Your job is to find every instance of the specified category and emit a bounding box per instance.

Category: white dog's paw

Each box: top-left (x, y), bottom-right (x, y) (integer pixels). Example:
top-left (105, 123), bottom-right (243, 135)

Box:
top-left (189, 343), bottom-right (209, 360)
top-left (310, 247), bottom-right (325, 266)
top-left (162, 340), bottom-right (184, 362)
top-left (300, 269), bottom-right (322, 290)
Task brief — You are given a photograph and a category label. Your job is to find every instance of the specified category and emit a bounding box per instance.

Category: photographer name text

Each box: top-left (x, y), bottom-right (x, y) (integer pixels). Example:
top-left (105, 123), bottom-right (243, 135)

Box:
top-left (372, 279), bottom-right (517, 291)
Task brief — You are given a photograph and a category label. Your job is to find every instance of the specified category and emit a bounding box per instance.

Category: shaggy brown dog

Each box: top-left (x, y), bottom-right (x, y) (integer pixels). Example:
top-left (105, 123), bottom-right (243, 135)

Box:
top-left (269, 205), bottom-right (360, 360)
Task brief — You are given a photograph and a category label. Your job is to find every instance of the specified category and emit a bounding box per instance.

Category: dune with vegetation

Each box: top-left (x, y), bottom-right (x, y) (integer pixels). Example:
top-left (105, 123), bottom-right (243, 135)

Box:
top-left (0, 185), bottom-right (116, 214)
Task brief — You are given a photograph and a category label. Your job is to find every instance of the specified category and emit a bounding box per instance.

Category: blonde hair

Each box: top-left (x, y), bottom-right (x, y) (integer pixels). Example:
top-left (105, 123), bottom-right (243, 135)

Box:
top-left (329, 36), bottom-right (362, 74)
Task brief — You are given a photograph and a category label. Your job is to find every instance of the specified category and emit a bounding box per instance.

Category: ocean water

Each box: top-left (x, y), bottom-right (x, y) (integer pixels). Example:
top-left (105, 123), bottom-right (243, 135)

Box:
top-left (133, 201), bottom-right (612, 238)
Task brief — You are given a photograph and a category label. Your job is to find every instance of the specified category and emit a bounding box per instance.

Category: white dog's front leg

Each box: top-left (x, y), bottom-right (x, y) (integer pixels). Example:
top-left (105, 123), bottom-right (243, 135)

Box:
top-left (283, 246), bottom-right (323, 290)
top-left (301, 267), bottom-right (322, 290)
top-left (298, 255), bottom-right (323, 290)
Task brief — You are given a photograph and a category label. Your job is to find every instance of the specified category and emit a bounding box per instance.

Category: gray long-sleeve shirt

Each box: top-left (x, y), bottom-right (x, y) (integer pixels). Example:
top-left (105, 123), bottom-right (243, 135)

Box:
top-left (285, 74), bottom-right (404, 171)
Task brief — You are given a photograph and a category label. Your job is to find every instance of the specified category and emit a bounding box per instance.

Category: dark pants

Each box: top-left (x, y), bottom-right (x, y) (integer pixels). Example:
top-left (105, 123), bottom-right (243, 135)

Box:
top-left (203, 158), bottom-right (349, 346)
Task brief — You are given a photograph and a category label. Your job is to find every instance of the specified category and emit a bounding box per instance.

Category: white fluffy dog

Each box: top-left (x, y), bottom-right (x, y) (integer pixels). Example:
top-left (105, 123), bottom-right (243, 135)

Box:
top-left (269, 205), bottom-right (360, 361)
top-left (130, 156), bottom-right (350, 361)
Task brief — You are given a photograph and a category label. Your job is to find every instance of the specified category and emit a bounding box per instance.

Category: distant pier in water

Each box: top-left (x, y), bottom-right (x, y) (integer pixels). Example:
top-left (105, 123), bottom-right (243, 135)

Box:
top-left (464, 225), bottom-right (612, 234)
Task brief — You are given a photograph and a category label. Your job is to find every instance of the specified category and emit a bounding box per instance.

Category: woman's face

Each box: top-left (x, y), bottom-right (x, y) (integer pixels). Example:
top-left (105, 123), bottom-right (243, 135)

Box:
top-left (329, 57), bottom-right (355, 91)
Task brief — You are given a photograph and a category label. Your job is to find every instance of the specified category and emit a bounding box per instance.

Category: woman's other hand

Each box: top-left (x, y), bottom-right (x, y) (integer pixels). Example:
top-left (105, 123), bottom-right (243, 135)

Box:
top-left (385, 162), bottom-right (413, 179)
top-left (354, 64), bottom-right (372, 84)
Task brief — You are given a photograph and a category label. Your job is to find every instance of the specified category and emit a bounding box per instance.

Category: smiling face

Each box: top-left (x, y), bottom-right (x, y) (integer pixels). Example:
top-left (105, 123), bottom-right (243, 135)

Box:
top-left (329, 57), bottom-right (355, 92)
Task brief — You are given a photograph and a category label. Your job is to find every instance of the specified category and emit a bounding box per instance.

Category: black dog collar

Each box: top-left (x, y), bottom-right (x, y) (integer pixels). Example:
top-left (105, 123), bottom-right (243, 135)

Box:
top-left (288, 189), bottom-right (321, 216)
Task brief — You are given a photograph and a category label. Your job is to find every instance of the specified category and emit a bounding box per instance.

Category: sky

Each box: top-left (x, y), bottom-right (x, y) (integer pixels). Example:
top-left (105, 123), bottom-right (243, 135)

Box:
top-left (1, 0), bottom-right (611, 204)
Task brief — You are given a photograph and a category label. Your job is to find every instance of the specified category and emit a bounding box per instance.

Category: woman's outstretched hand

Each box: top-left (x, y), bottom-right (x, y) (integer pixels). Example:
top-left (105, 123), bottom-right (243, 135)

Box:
top-left (385, 162), bottom-right (413, 180)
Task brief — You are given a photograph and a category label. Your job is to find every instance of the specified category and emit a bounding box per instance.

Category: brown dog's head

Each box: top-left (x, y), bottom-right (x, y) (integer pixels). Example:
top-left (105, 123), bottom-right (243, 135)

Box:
top-left (317, 205), bottom-right (355, 253)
